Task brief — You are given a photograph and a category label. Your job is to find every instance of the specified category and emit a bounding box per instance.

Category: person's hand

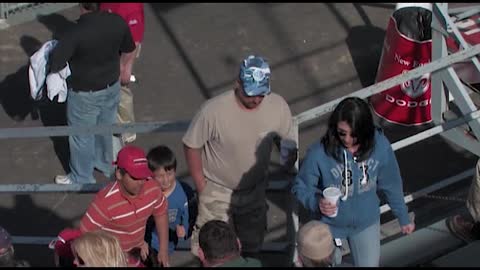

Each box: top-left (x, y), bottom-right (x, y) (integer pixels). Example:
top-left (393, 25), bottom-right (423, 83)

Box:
top-left (176, 224), bottom-right (186, 238)
top-left (140, 241), bottom-right (149, 261)
top-left (318, 197), bottom-right (338, 217)
top-left (120, 69), bottom-right (131, 86)
top-left (157, 249), bottom-right (170, 267)
top-left (401, 223), bottom-right (415, 235)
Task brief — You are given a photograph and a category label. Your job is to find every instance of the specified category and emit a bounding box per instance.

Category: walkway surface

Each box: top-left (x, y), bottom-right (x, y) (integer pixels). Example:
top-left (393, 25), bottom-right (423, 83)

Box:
top-left (0, 3), bottom-right (477, 266)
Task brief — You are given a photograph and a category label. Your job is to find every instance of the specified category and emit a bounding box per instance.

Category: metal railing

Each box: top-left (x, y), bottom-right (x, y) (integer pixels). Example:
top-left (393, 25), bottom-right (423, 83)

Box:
top-left (0, 3), bottom-right (78, 29)
top-left (1, 2), bottom-right (480, 266)
top-left (0, 3), bottom-right (39, 19)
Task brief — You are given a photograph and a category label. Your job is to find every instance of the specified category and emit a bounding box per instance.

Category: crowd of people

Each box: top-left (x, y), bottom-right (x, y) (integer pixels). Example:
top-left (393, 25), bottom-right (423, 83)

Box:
top-left (3, 2), bottom-right (480, 268)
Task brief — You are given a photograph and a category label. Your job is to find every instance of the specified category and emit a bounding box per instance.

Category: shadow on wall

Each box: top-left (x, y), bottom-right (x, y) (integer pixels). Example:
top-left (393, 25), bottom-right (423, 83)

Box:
top-left (5, 34), bottom-right (72, 172)
top-left (225, 132), bottom-right (296, 266)
top-left (0, 35), bottom-right (41, 122)
top-left (346, 25), bottom-right (386, 88)
top-left (346, 3), bottom-right (390, 88)
top-left (35, 13), bottom-right (77, 172)
top-left (0, 195), bottom-right (74, 267)
top-left (0, 12), bottom-right (78, 171)
top-left (0, 12), bottom-right (77, 123)
top-left (149, 3), bottom-right (211, 100)
top-left (36, 13), bottom-right (77, 40)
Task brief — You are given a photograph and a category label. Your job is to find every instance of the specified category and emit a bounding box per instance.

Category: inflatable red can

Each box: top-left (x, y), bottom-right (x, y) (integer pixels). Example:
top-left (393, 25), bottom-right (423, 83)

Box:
top-left (370, 3), bottom-right (433, 125)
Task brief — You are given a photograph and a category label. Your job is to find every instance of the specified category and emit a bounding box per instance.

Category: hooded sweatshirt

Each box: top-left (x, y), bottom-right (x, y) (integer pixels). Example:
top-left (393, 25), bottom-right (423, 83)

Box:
top-left (292, 129), bottom-right (410, 239)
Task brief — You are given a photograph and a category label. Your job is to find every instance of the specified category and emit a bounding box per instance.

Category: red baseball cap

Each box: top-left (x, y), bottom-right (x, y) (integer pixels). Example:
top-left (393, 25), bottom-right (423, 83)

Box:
top-left (114, 145), bottom-right (153, 180)
top-left (49, 228), bottom-right (82, 259)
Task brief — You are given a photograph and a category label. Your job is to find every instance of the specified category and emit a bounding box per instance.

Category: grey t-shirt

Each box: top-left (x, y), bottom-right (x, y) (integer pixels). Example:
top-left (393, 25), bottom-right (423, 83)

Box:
top-left (183, 90), bottom-right (295, 190)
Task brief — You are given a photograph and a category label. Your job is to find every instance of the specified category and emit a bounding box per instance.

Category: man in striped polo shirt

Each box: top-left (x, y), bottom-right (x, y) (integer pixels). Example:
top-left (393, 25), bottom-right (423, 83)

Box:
top-left (79, 145), bottom-right (170, 266)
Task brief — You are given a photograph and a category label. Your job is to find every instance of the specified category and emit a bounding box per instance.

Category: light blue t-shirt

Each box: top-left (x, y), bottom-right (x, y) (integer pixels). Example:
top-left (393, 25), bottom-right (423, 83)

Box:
top-left (151, 180), bottom-right (189, 253)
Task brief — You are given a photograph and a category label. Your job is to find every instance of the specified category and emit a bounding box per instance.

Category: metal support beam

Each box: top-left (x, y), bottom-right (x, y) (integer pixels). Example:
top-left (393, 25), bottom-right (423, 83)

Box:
top-left (448, 5), bottom-right (480, 15)
top-left (435, 4), bottom-right (480, 75)
top-left (431, 5), bottom-right (450, 124)
top-left (430, 3), bottom-right (480, 156)
top-left (290, 119), bottom-right (301, 267)
top-left (380, 168), bottom-right (474, 214)
top-left (392, 110), bottom-right (480, 151)
top-left (11, 235), bottom-right (291, 253)
top-left (454, 8), bottom-right (480, 21)
top-left (0, 179), bottom-right (290, 193)
top-left (0, 121), bottom-right (191, 139)
top-left (441, 128), bottom-right (480, 157)
top-left (440, 67), bottom-right (480, 141)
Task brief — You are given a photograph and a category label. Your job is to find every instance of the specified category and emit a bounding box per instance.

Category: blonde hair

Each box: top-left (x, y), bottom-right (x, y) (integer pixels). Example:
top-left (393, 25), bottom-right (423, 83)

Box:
top-left (297, 220), bottom-right (335, 267)
top-left (71, 230), bottom-right (127, 267)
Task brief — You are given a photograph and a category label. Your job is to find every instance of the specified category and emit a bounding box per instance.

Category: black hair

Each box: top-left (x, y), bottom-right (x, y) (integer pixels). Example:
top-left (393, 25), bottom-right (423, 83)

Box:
top-left (146, 145), bottom-right (177, 172)
top-left (80, 3), bottom-right (99, 12)
top-left (321, 97), bottom-right (377, 162)
top-left (199, 220), bottom-right (240, 261)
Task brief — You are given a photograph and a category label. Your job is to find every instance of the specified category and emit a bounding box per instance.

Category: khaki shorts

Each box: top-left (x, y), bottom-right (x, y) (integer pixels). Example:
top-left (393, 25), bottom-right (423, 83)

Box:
top-left (117, 85), bottom-right (135, 125)
top-left (190, 180), bottom-right (268, 256)
top-left (116, 85), bottom-right (136, 143)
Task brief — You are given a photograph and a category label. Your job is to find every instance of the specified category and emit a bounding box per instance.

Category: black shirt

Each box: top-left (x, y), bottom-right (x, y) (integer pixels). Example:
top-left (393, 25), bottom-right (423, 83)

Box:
top-left (49, 11), bottom-right (136, 91)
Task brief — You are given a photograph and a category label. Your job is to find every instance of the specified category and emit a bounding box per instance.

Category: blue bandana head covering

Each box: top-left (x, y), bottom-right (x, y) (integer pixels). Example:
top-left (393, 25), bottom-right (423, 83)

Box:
top-left (239, 55), bottom-right (271, 96)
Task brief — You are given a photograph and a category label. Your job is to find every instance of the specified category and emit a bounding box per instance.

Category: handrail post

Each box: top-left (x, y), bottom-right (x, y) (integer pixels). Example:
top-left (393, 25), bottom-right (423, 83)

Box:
top-left (0, 3), bottom-right (7, 20)
top-left (290, 117), bottom-right (301, 266)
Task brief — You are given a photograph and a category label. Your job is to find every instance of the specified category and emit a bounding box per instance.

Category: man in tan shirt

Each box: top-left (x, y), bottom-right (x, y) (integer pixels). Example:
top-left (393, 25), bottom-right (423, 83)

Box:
top-left (183, 55), bottom-right (297, 258)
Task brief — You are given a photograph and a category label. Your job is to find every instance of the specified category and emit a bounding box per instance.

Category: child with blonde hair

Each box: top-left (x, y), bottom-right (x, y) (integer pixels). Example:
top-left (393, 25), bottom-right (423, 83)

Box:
top-left (71, 230), bottom-right (127, 267)
top-left (297, 220), bottom-right (336, 267)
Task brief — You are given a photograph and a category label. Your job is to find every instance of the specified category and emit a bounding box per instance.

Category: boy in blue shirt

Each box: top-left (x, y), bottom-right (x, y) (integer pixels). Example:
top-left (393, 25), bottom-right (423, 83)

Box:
top-left (146, 145), bottom-right (190, 254)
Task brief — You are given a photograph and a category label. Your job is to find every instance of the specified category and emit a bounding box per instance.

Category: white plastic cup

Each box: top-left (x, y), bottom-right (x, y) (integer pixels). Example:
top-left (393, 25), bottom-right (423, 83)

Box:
top-left (280, 139), bottom-right (297, 166)
top-left (323, 187), bottom-right (342, 217)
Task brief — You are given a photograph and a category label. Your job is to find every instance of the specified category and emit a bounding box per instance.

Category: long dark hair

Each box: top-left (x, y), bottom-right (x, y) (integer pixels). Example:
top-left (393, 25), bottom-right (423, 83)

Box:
top-left (321, 97), bottom-right (377, 162)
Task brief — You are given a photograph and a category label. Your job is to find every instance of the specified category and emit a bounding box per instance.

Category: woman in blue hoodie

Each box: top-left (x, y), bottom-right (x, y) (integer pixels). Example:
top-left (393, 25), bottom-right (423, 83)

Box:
top-left (292, 97), bottom-right (415, 267)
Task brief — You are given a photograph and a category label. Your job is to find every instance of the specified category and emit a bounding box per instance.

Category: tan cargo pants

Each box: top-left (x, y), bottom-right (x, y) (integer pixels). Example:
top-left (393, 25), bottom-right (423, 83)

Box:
top-left (117, 43), bottom-right (141, 144)
top-left (467, 159), bottom-right (480, 222)
top-left (117, 84), bottom-right (136, 142)
top-left (112, 85), bottom-right (136, 161)
top-left (190, 180), bottom-right (268, 257)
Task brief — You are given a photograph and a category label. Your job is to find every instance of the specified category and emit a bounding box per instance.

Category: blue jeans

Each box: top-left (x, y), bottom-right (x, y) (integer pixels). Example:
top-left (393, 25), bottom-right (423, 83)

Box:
top-left (343, 221), bottom-right (381, 267)
top-left (66, 81), bottom-right (120, 184)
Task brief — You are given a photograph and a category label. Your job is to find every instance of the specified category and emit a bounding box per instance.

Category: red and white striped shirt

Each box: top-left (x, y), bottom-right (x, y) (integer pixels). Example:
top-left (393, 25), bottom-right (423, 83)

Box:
top-left (80, 180), bottom-right (167, 251)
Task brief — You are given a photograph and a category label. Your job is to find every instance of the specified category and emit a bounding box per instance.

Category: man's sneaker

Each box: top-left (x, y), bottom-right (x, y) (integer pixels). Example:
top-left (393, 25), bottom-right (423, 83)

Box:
top-left (446, 214), bottom-right (476, 243)
top-left (54, 175), bottom-right (74, 185)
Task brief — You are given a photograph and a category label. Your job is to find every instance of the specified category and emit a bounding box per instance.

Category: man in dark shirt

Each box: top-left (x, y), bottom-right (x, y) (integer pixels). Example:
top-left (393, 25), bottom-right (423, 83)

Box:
top-left (50, 3), bottom-right (136, 184)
